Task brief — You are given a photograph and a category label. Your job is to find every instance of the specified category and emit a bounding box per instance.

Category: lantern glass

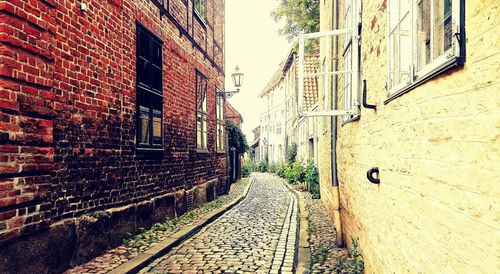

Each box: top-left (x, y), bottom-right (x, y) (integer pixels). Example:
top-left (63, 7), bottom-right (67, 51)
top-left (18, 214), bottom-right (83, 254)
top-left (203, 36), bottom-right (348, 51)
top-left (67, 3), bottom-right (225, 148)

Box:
top-left (231, 66), bottom-right (244, 88)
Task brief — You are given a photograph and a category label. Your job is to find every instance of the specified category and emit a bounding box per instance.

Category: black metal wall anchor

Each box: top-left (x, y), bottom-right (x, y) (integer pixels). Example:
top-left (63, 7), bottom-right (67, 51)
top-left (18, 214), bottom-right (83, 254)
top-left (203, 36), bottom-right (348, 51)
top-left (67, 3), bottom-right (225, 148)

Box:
top-left (367, 167), bottom-right (380, 184)
top-left (362, 79), bottom-right (377, 110)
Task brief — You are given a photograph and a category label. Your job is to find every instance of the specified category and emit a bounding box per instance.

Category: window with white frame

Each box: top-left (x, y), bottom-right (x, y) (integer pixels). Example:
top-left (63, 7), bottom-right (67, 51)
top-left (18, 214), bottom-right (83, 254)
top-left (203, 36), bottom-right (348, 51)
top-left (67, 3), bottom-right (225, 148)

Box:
top-left (196, 71), bottom-right (208, 150)
top-left (387, 0), bottom-right (463, 95)
top-left (321, 58), bottom-right (328, 133)
top-left (342, 0), bottom-right (358, 122)
top-left (216, 90), bottom-right (224, 151)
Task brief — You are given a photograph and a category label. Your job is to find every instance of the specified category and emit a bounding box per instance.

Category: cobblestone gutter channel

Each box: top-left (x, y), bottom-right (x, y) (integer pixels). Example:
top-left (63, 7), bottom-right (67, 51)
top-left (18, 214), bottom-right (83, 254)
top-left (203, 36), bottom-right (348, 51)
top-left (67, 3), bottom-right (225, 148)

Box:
top-left (270, 177), bottom-right (299, 274)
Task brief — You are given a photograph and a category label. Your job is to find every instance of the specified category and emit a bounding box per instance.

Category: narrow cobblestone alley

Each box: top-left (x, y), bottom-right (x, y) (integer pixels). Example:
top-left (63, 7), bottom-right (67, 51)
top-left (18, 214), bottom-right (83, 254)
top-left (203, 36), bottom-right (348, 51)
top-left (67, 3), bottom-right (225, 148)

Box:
top-left (140, 173), bottom-right (298, 274)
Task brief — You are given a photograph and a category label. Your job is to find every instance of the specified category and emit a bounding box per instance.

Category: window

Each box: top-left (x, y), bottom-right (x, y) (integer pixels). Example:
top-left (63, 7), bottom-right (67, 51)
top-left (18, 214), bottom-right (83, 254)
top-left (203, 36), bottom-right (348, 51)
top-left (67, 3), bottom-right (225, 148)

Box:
top-left (387, 0), bottom-right (464, 96)
top-left (216, 90), bottom-right (225, 151)
top-left (321, 58), bottom-right (328, 133)
top-left (196, 71), bottom-right (208, 150)
top-left (342, 0), bottom-right (359, 123)
top-left (194, 0), bottom-right (206, 22)
top-left (136, 24), bottom-right (163, 149)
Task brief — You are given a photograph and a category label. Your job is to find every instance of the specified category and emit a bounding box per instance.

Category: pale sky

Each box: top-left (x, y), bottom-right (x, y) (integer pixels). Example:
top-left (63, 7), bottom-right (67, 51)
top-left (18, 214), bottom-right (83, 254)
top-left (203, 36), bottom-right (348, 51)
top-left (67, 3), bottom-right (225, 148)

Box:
top-left (224, 0), bottom-right (291, 141)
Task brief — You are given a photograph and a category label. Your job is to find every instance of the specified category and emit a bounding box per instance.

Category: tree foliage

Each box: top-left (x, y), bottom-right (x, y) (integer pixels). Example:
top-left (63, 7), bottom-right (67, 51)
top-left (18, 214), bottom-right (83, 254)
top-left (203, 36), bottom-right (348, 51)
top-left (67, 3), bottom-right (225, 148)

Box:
top-left (272, 0), bottom-right (320, 42)
top-left (227, 122), bottom-right (248, 154)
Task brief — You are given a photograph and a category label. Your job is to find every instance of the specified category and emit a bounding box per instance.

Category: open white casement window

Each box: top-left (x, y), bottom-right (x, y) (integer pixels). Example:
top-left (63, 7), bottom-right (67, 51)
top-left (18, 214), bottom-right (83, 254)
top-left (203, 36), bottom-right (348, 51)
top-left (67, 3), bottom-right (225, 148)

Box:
top-left (387, 0), bottom-right (465, 99)
top-left (298, 0), bottom-right (362, 122)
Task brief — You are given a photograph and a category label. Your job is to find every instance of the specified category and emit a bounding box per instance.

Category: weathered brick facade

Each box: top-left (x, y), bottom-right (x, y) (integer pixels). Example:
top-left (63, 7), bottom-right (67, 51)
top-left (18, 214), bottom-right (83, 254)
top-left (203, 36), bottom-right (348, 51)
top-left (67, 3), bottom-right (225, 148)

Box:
top-left (0, 0), bottom-right (226, 272)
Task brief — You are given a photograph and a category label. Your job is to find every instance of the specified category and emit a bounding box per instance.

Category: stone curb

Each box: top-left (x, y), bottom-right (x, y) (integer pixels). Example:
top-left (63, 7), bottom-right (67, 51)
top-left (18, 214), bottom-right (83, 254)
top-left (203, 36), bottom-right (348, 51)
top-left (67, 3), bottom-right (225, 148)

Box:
top-left (109, 178), bottom-right (254, 274)
top-left (276, 175), bottom-right (311, 274)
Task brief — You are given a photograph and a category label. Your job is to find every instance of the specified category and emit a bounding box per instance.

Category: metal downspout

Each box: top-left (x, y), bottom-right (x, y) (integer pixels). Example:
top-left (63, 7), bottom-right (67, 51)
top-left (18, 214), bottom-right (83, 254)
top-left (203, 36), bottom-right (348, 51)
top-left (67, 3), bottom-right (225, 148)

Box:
top-left (331, 0), bottom-right (343, 247)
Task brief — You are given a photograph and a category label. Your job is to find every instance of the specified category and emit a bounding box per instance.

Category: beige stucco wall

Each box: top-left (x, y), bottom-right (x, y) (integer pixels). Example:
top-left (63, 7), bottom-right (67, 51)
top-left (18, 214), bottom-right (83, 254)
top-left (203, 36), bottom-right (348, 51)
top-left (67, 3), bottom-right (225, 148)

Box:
top-left (318, 0), bottom-right (500, 272)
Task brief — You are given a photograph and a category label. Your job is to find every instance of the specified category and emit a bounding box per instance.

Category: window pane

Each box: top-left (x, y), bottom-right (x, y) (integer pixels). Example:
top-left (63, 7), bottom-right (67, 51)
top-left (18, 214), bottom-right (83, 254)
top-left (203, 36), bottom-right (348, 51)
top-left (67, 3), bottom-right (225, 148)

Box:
top-left (417, 0), bottom-right (432, 70)
top-left (202, 93), bottom-right (207, 112)
top-left (343, 46), bottom-right (352, 113)
top-left (400, 0), bottom-right (410, 16)
top-left (197, 113), bottom-right (202, 130)
top-left (152, 109), bottom-right (162, 145)
top-left (138, 30), bottom-right (149, 58)
top-left (202, 115), bottom-right (207, 149)
top-left (197, 129), bottom-right (202, 147)
top-left (137, 58), bottom-right (150, 87)
top-left (151, 66), bottom-right (162, 93)
top-left (389, 31), bottom-right (398, 82)
top-left (195, 0), bottom-right (205, 19)
top-left (139, 106), bottom-right (150, 144)
top-left (400, 14), bottom-right (412, 83)
top-left (389, 0), bottom-right (399, 31)
top-left (202, 80), bottom-right (208, 112)
top-left (151, 41), bottom-right (162, 67)
top-left (196, 73), bottom-right (207, 111)
top-left (433, 0), bottom-right (453, 58)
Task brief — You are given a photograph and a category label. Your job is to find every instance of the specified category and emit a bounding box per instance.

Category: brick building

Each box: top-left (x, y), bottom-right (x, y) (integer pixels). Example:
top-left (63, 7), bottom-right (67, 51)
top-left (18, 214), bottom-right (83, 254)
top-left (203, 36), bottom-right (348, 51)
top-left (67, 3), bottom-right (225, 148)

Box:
top-left (0, 0), bottom-right (227, 272)
top-left (296, 0), bottom-right (499, 272)
top-left (224, 101), bottom-right (243, 126)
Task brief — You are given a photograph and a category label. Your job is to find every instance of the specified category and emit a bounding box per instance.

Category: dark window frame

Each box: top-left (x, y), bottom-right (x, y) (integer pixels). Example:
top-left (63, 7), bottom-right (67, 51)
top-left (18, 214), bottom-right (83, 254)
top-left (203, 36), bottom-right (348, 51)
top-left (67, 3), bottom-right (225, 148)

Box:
top-left (136, 23), bottom-right (164, 151)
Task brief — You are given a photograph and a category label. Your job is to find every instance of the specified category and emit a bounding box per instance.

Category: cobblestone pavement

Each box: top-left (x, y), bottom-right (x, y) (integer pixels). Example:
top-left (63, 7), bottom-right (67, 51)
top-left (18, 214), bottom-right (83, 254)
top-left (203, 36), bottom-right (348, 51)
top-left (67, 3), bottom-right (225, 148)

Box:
top-left (302, 192), bottom-right (349, 273)
top-left (65, 180), bottom-right (250, 274)
top-left (141, 173), bottom-right (298, 274)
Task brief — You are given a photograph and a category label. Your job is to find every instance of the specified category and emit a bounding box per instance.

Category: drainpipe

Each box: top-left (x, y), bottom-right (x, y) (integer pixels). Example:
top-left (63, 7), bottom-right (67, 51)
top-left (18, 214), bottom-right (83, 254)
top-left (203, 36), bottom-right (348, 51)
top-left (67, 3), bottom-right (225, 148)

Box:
top-left (283, 75), bottom-right (287, 162)
top-left (330, 0), bottom-right (343, 247)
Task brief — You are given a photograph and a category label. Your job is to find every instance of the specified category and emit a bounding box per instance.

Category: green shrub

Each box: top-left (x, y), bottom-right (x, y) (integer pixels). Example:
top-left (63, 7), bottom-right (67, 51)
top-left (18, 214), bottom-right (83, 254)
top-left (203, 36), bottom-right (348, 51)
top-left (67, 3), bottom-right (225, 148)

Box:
top-left (285, 161), bottom-right (305, 183)
top-left (242, 163), bottom-right (251, 177)
top-left (242, 161), bottom-right (258, 177)
top-left (268, 162), bottom-right (278, 173)
top-left (258, 161), bottom-right (268, 172)
top-left (227, 122), bottom-right (248, 154)
top-left (335, 238), bottom-right (365, 274)
top-left (277, 162), bottom-right (286, 178)
top-left (305, 161), bottom-right (320, 198)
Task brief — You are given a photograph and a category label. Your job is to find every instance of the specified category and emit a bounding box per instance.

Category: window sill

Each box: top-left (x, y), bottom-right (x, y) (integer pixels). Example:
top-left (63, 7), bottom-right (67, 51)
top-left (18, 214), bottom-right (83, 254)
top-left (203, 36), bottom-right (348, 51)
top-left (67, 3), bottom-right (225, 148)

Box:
top-left (195, 149), bottom-right (210, 154)
top-left (341, 114), bottom-right (360, 126)
top-left (384, 56), bottom-right (464, 105)
top-left (216, 150), bottom-right (226, 154)
top-left (136, 147), bottom-right (165, 154)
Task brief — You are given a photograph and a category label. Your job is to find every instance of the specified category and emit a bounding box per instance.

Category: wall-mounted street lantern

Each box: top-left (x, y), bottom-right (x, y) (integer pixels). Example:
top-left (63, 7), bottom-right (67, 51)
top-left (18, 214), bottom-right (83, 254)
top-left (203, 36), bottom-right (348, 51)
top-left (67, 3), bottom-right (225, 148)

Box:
top-left (218, 66), bottom-right (244, 98)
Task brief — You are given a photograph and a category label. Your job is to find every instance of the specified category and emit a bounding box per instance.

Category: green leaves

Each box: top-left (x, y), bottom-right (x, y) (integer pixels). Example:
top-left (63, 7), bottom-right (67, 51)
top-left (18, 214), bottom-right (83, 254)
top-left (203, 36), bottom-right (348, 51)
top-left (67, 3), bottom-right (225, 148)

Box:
top-left (227, 122), bottom-right (248, 154)
top-left (271, 0), bottom-right (320, 41)
top-left (305, 161), bottom-right (320, 199)
top-left (335, 238), bottom-right (365, 274)
top-left (285, 161), bottom-right (305, 184)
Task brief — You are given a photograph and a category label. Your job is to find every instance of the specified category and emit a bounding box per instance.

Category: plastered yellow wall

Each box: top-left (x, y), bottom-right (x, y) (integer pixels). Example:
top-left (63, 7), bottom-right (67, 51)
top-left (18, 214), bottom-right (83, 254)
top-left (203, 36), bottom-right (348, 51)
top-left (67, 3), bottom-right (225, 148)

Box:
top-left (318, 0), bottom-right (500, 272)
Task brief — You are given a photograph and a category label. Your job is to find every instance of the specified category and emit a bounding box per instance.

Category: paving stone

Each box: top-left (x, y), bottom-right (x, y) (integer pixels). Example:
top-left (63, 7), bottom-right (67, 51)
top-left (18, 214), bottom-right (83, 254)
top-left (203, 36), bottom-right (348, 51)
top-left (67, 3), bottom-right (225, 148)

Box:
top-left (143, 173), bottom-right (298, 273)
top-left (64, 180), bottom-right (250, 274)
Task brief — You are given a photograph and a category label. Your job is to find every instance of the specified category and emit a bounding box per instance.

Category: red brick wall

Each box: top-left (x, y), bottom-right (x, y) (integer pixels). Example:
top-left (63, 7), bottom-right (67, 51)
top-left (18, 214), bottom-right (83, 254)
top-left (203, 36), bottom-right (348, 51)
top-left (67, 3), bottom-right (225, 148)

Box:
top-left (0, 0), bottom-right (226, 246)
